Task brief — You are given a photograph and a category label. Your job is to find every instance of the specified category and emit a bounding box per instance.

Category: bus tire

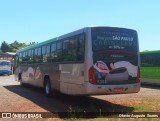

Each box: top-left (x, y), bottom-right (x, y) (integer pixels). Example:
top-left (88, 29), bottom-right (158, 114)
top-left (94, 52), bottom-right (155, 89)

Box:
top-left (19, 73), bottom-right (24, 86)
top-left (44, 77), bottom-right (52, 97)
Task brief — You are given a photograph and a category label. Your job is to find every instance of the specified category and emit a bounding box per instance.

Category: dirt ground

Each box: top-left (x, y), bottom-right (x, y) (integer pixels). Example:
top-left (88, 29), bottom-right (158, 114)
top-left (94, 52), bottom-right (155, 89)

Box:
top-left (0, 75), bottom-right (160, 120)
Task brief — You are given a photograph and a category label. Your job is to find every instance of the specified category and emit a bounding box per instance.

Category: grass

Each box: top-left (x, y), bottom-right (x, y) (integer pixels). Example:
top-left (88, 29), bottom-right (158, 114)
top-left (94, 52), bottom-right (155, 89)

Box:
top-left (140, 67), bottom-right (160, 79)
top-left (134, 98), bottom-right (160, 112)
top-left (62, 98), bottom-right (160, 121)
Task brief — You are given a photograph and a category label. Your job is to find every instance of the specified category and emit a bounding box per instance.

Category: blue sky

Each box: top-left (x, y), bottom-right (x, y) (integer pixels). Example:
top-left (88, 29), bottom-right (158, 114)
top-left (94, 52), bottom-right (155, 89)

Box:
top-left (0, 0), bottom-right (160, 51)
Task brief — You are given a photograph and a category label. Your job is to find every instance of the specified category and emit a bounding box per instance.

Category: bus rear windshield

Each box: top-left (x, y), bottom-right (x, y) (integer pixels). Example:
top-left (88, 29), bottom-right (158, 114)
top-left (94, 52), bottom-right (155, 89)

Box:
top-left (91, 27), bottom-right (138, 53)
top-left (0, 61), bottom-right (11, 66)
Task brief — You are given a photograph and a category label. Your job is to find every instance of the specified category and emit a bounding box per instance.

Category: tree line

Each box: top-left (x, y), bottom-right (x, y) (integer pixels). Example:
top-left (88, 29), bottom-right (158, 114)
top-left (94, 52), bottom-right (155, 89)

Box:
top-left (0, 40), bottom-right (37, 53)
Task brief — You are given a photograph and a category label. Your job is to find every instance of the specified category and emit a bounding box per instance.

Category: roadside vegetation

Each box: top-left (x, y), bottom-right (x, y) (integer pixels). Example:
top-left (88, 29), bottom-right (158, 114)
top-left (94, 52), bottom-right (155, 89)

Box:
top-left (0, 40), bottom-right (37, 52)
top-left (60, 95), bottom-right (160, 120)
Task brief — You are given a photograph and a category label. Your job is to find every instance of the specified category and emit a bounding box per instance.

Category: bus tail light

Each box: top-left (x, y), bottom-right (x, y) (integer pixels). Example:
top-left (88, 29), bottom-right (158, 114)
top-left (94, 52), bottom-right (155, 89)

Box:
top-left (136, 66), bottom-right (140, 82)
top-left (89, 66), bottom-right (96, 84)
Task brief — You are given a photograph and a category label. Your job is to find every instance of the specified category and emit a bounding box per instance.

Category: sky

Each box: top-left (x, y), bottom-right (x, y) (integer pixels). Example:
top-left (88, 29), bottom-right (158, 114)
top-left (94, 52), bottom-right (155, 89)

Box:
top-left (0, 0), bottom-right (160, 51)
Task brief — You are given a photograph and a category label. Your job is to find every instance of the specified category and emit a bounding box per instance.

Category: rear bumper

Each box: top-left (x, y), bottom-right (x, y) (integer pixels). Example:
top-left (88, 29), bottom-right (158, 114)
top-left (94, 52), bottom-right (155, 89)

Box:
top-left (59, 82), bottom-right (140, 95)
top-left (85, 82), bottom-right (141, 95)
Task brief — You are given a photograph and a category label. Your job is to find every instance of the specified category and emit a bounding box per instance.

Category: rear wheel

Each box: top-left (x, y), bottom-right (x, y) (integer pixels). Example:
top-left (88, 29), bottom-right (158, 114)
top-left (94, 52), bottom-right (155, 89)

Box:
top-left (19, 73), bottom-right (24, 86)
top-left (44, 78), bottom-right (52, 97)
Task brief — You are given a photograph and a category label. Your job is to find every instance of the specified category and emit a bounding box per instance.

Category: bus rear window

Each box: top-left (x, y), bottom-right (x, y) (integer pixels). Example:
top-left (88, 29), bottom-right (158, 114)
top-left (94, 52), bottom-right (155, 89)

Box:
top-left (0, 61), bottom-right (11, 66)
top-left (91, 27), bottom-right (138, 53)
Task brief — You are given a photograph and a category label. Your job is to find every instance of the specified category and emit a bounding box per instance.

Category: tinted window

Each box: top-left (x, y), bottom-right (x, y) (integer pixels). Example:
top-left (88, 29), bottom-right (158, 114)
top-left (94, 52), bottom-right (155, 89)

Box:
top-left (30, 49), bottom-right (34, 63)
top-left (31, 49), bottom-right (34, 56)
top-left (46, 45), bottom-right (50, 54)
top-left (35, 48), bottom-right (38, 55)
top-left (0, 61), bottom-right (11, 65)
top-left (37, 47), bottom-right (42, 62)
top-left (57, 42), bottom-right (62, 50)
top-left (42, 46), bottom-right (46, 55)
top-left (51, 43), bottom-right (56, 52)
top-left (77, 34), bottom-right (85, 61)
top-left (57, 42), bottom-right (62, 61)
top-left (28, 50), bottom-right (31, 56)
top-left (38, 47), bottom-right (41, 56)
top-left (51, 43), bottom-right (57, 61)
top-left (22, 51), bottom-right (27, 63)
top-left (63, 38), bottom-right (77, 61)
top-left (19, 53), bottom-right (22, 62)
top-left (23, 52), bottom-right (26, 58)
top-left (69, 38), bottom-right (77, 60)
top-left (46, 45), bottom-right (51, 62)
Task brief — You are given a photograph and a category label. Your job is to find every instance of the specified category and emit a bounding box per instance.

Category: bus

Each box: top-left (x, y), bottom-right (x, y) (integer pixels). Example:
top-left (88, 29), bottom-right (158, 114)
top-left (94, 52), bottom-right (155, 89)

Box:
top-left (140, 50), bottom-right (160, 79)
top-left (14, 26), bottom-right (140, 96)
top-left (0, 60), bottom-right (12, 76)
top-left (140, 50), bottom-right (160, 67)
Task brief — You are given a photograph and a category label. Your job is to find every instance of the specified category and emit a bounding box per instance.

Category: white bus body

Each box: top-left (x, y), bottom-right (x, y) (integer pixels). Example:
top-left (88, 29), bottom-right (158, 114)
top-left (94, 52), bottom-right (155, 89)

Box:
top-left (15, 27), bottom-right (140, 95)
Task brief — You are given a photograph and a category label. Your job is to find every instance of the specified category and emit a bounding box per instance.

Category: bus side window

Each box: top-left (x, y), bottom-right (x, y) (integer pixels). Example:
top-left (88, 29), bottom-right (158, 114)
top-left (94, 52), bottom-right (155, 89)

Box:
top-left (34, 48), bottom-right (38, 63)
top-left (38, 47), bottom-right (42, 63)
top-left (25, 51), bottom-right (28, 63)
top-left (42, 45), bottom-right (47, 63)
top-left (22, 51), bottom-right (26, 64)
top-left (63, 39), bottom-right (70, 61)
top-left (77, 34), bottom-right (85, 61)
top-left (63, 37), bottom-right (77, 62)
top-left (46, 44), bottom-right (51, 62)
top-left (19, 53), bottom-right (22, 63)
top-left (28, 50), bottom-right (32, 63)
top-left (51, 43), bottom-right (57, 62)
top-left (23, 51), bottom-right (25, 63)
top-left (56, 42), bottom-right (62, 62)
top-left (69, 37), bottom-right (77, 61)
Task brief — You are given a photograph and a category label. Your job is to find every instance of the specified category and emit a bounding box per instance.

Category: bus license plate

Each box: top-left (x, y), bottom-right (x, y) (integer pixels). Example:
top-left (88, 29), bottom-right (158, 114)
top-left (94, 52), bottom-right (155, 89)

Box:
top-left (113, 88), bottom-right (123, 92)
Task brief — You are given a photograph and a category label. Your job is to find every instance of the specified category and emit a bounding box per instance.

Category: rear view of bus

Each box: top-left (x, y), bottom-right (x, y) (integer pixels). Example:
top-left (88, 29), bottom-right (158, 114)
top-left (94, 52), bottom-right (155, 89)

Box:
top-left (86, 27), bottom-right (140, 95)
top-left (0, 60), bottom-right (12, 76)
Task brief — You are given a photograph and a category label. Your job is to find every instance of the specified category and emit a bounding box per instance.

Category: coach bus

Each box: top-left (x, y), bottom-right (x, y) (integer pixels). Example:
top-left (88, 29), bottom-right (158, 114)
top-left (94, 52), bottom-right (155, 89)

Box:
top-left (14, 26), bottom-right (140, 96)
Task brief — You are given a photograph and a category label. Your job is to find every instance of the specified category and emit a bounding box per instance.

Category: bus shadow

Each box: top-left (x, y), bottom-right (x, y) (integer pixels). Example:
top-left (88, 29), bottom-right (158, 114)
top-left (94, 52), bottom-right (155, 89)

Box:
top-left (4, 85), bottom-right (134, 118)
top-left (0, 74), bottom-right (10, 76)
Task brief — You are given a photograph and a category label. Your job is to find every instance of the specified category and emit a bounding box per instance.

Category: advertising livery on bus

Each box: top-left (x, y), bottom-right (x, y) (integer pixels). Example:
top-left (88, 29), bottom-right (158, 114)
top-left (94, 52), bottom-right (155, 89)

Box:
top-left (14, 26), bottom-right (140, 96)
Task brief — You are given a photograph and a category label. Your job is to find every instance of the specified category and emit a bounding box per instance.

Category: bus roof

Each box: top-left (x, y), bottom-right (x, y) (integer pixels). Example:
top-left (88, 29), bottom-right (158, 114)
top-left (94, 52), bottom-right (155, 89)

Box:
top-left (17, 26), bottom-right (137, 53)
top-left (140, 50), bottom-right (160, 54)
top-left (17, 27), bottom-right (86, 53)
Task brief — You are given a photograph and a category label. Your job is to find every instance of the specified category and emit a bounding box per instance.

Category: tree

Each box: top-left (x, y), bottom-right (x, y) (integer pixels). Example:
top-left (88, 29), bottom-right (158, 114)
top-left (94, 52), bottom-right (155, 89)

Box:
top-left (9, 40), bottom-right (28, 52)
top-left (0, 40), bottom-right (36, 52)
top-left (0, 41), bottom-right (11, 52)
top-left (29, 42), bottom-right (37, 46)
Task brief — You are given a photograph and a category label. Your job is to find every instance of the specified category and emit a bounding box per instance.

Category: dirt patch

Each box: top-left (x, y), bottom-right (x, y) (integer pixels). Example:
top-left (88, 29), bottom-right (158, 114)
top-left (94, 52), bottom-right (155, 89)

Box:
top-left (0, 75), bottom-right (160, 119)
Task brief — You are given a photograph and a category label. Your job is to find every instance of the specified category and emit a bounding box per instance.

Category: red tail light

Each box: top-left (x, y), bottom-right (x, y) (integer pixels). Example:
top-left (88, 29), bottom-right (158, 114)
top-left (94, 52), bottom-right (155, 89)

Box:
top-left (136, 66), bottom-right (140, 82)
top-left (89, 66), bottom-right (96, 84)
